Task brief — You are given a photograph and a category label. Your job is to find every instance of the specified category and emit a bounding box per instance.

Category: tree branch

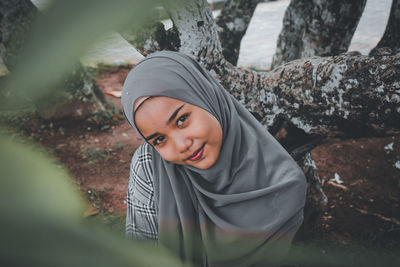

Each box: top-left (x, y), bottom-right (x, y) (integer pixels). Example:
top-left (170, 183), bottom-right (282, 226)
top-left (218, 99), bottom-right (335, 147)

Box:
top-left (271, 0), bottom-right (367, 69)
top-left (120, 21), bottom-right (180, 56)
top-left (215, 0), bottom-right (259, 65)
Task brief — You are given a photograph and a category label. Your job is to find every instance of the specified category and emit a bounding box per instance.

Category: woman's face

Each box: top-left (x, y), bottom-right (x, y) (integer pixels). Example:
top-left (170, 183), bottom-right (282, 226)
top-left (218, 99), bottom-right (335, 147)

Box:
top-left (134, 96), bottom-right (223, 170)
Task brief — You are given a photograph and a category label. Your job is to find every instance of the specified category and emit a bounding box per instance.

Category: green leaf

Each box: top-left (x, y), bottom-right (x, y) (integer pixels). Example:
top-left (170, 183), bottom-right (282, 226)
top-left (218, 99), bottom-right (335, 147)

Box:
top-left (0, 131), bottom-right (181, 267)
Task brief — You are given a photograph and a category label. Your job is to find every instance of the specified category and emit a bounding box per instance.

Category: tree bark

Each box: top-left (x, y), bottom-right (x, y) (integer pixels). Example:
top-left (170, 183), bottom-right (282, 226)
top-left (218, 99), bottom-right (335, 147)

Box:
top-left (271, 0), bottom-right (367, 69)
top-left (0, 0), bottom-right (37, 70)
top-left (221, 51), bottom-right (400, 137)
top-left (297, 152), bottom-right (328, 220)
top-left (120, 21), bottom-right (180, 56)
top-left (215, 0), bottom-right (259, 65)
top-left (120, 1), bottom-right (259, 66)
top-left (370, 0), bottom-right (400, 54)
top-left (165, 0), bottom-right (225, 70)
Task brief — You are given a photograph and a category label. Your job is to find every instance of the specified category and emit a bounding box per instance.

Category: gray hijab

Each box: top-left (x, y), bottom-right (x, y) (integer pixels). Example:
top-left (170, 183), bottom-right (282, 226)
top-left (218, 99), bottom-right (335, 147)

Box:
top-left (122, 51), bottom-right (306, 266)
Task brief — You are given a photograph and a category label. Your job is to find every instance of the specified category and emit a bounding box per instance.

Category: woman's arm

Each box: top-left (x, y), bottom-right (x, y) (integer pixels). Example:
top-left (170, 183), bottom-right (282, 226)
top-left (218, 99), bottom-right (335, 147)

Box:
top-left (125, 143), bottom-right (158, 242)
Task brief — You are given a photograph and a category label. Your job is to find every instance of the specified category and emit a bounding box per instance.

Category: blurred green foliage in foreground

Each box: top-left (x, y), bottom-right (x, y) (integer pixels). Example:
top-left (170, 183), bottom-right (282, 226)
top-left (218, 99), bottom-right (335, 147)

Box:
top-left (0, 132), bottom-right (181, 267)
top-left (1, 0), bottom-right (178, 110)
top-left (0, 0), bottom-right (183, 266)
top-left (0, 0), bottom-right (399, 265)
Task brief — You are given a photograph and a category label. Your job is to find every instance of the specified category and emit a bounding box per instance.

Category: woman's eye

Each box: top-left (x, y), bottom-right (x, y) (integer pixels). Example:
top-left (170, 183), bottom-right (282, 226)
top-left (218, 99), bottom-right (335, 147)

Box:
top-left (177, 114), bottom-right (189, 127)
top-left (153, 136), bottom-right (165, 146)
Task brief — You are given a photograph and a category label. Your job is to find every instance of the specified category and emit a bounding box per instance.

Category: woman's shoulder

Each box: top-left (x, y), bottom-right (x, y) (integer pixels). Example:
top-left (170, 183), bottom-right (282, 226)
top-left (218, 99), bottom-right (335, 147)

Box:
top-left (130, 142), bottom-right (153, 183)
top-left (129, 142), bottom-right (154, 205)
top-left (131, 143), bottom-right (153, 167)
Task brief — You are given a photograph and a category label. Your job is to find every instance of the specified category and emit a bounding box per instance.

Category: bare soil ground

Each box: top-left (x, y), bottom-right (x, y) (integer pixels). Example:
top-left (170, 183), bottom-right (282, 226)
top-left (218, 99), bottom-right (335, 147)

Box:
top-left (24, 66), bottom-right (400, 256)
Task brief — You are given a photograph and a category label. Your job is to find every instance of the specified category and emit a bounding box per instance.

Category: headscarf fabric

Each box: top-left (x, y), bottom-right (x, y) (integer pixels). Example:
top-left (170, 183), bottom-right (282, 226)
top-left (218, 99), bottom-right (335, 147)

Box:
top-left (122, 51), bottom-right (307, 266)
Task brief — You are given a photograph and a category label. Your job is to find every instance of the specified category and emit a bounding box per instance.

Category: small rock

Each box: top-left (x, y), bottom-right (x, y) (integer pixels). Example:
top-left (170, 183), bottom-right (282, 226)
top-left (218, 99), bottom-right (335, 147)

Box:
top-left (394, 161), bottom-right (400, 170)
top-left (384, 142), bottom-right (394, 151)
top-left (331, 173), bottom-right (344, 184)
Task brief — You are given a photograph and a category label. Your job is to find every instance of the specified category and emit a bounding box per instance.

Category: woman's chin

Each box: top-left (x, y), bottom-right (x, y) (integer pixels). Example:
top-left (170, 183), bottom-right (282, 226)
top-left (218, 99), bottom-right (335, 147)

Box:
top-left (192, 155), bottom-right (218, 170)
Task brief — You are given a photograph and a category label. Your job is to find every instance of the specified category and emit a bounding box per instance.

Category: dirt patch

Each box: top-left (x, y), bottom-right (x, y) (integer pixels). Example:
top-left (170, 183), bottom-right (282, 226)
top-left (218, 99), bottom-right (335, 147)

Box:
top-left (310, 136), bottom-right (400, 249)
top-left (23, 66), bottom-right (400, 252)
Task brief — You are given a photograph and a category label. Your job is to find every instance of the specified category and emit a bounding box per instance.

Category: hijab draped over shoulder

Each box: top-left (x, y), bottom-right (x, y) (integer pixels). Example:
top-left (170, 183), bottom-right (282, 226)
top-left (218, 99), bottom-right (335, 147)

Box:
top-left (122, 51), bottom-right (306, 266)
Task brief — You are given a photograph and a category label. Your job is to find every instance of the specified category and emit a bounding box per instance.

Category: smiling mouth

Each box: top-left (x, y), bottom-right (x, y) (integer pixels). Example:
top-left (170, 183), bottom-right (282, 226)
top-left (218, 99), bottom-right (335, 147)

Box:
top-left (187, 143), bottom-right (205, 161)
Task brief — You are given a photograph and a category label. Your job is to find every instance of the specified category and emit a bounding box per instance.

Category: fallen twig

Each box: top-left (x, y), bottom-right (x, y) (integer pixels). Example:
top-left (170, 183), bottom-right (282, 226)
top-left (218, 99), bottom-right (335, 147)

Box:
top-left (83, 207), bottom-right (99, 217)
top-left (355, 208), bottom-right (400, 226)
top-left (104, 90), bottom-right (122, 98)
top-left (326, 180), bottom-right (349, 191)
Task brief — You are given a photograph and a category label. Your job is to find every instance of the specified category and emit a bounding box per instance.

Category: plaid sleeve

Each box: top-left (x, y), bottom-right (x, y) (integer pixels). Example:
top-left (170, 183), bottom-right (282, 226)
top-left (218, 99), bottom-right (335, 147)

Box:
top-left (125, 143), bottom-right (158, 242)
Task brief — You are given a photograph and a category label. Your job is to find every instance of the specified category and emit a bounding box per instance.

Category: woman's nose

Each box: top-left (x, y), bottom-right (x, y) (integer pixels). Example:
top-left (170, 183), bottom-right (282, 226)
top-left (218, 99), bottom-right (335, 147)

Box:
top-left (174, 134), bottom-right (193, 153)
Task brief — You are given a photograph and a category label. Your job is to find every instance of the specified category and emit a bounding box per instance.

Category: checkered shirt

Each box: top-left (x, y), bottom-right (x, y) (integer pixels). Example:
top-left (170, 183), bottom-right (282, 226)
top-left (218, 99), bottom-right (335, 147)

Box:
top-left (125, 143), bottom-right (158, 242)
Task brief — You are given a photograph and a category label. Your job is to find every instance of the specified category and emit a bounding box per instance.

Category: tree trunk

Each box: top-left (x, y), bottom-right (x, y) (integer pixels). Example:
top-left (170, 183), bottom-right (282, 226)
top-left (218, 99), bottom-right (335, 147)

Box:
top-left (271, 0), bottom-right (367, 69)
top-left (165, 0), bottom-right (225, 70)
top-left (215, 0), bottom-right (259, 65)
top-left (370, 0), bottom-right (400, 54)
top-left (0, 0), bottom-right (37, 70)
top-left (120, 0), bottom-right (260, 66)
top-left (0, 0), bottom-right (107, 121)
top-left (120, 21), bottom-right (180, 56)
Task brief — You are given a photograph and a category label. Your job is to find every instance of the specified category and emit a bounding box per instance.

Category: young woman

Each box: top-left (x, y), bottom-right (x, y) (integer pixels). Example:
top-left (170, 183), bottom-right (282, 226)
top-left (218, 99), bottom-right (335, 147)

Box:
top-left (122, 51), bottom-right (307, 266)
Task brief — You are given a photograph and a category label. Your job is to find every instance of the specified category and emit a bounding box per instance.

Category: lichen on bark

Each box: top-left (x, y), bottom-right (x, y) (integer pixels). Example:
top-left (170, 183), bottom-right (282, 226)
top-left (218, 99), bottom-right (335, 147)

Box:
top-left (221, 52), bottom-right (400, 137)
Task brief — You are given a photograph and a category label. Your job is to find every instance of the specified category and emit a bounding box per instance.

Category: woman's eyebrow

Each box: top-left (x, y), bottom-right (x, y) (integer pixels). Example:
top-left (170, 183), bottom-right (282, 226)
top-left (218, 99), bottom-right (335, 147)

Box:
top-left (166, 104), bottom-right (185, 125)
top-left (145, 132), bottom-right (160, 141)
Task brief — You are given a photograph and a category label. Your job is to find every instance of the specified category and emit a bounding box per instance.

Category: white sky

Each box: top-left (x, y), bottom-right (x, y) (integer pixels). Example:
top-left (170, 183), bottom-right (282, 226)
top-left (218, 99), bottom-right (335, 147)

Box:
top-left (22, 0), bottom-right (398, 69)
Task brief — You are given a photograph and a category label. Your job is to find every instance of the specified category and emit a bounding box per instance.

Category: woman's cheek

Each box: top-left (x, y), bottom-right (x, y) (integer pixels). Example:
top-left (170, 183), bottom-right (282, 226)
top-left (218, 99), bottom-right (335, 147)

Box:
top-left (159, 147), bottom-right (174, 162)
top-left (192, 120), bottom-right (208, 138)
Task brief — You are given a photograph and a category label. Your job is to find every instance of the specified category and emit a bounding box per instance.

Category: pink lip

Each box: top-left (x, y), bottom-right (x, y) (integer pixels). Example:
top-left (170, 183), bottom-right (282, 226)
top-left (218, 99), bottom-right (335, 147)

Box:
top-left (188, 144), bottom-right (205, 161)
